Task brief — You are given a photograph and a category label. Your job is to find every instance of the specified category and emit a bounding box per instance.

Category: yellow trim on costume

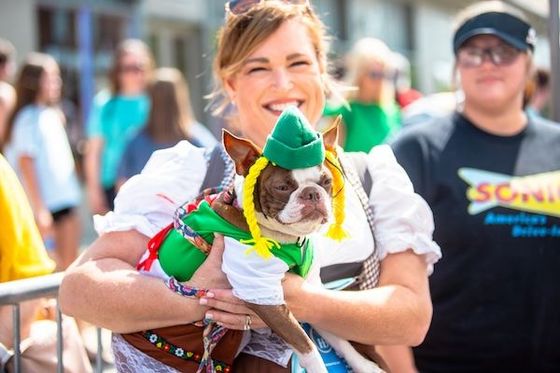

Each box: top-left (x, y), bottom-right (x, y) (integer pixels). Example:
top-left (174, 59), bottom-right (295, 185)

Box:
top-left (324, 150), bottom-right (348, 241)
top-left (240, 157), bottom-right (280, 259)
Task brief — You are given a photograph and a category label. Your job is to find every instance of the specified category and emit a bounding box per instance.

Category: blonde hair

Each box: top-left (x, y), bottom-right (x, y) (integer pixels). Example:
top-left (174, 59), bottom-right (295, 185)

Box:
top-left (209, 1), bottom-right (333, 115)
top-left (344, 37), bottom-right (395, 102)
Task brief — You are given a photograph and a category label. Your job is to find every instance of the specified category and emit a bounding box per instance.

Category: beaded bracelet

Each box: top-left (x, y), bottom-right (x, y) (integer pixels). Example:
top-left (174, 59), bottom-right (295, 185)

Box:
top-left (165, 277), bottom-right (209, 298)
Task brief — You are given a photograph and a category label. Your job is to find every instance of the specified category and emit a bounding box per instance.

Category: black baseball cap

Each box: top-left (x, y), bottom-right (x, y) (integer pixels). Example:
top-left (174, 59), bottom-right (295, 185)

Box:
top-left (453, 11), bottom-right (536, 54)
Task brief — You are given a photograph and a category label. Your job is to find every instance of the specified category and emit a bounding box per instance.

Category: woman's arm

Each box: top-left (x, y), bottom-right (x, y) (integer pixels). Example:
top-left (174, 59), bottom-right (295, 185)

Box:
top-left (59, 230), bottom-right (229, 333)
top-left (202, 250), bottom-right (431, 345)
top-left (286, 249), bottom-right (431, 346)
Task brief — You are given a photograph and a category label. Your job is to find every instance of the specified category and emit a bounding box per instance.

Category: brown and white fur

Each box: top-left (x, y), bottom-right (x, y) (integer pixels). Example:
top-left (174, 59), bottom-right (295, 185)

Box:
top-left (220, 123), bottom-right (383, 373)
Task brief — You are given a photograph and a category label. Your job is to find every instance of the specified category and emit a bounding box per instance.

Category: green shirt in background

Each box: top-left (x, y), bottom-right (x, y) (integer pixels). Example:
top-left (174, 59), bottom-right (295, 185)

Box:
top-left (87, 90), bottom-right (149, 188)
top-left (324, 100), bottom-right (401, 153)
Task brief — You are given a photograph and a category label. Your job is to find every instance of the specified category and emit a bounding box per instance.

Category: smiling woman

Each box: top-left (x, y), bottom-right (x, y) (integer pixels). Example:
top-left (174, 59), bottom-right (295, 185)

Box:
top-left (60, 2), bottom-right (441, 372)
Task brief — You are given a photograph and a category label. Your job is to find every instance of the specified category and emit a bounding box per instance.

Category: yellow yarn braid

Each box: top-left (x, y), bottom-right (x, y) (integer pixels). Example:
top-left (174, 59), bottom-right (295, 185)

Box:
top-left (240, 156), bottom-right (280, 259)
top-left (324, 150), bottom-right (348, 241)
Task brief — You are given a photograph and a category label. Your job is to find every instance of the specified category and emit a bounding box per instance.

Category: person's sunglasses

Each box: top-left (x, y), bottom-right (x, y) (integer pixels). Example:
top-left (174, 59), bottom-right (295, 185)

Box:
top-left (367, 69), bottom-right (396, 82)
top-left (118, 64), bottom-right (146, 74)
top-left (457, 45), bottom-right (522, 68)
top-left (225, 0), bottom-right (309, 16)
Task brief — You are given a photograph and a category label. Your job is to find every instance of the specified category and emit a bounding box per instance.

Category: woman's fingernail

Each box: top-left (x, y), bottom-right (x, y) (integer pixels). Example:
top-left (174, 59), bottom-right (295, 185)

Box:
top-left (206, 292), bottom-right (215, 298)
top-left (199, 298), bottom-right (207, 305)
top-left (205, 313), bottom-right (213, 321)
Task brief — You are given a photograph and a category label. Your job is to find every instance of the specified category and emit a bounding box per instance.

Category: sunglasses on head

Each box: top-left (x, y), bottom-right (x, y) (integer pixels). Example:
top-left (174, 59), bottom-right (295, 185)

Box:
top-left (118, 63), bottom-right (146, 74)
top-left (225, 0), bottom-right (309, 16)
top-left (457, 44), bottom-right (522, 68)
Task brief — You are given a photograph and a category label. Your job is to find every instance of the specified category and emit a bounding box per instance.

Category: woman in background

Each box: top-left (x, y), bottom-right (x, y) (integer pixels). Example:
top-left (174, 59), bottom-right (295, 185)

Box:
top-left (117, 67), bottom-right (216, 187)
top-left (324, 37), bottom-right (401, 152)
top-left (392, 1), bottom-right (560, 371)
top-left (85, 39), bottom-right (153, 214)
top-left (2, 53), bottom-right (81, 270)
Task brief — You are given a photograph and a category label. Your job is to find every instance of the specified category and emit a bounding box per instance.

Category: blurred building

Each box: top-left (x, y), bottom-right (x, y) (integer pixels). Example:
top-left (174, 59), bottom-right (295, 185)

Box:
top-left (0, 0), bottom-right (551, 133)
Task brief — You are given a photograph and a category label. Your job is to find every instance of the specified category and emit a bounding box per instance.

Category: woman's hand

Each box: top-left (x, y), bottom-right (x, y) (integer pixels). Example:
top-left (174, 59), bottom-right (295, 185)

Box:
top-left (194, 234), bottom-right (266, 330)
top-left (193, 234), bottom-right (266, 330)
top-left (282, 272), bottom-right (316, 321)
top-left (188, 234), bottom-right (230, 290)
top-left (199, 289), bottom-right (266, 330)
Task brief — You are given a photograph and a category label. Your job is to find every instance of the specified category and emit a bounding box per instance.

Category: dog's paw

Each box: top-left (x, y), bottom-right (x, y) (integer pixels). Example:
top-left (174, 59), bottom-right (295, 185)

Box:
top-left (298, 350), bottom-right (328, 373)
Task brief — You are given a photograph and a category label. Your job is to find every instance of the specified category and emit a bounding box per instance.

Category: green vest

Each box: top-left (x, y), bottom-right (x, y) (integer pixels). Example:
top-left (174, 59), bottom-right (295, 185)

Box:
top-left (158, 201), bottom-right (314, 282)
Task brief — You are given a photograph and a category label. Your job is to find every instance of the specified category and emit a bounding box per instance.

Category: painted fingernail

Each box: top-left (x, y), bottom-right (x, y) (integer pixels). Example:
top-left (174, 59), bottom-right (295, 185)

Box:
top-left (205, 313), bottom-right (213, 321)
top-left (199, 298), bottom-right (208, 305)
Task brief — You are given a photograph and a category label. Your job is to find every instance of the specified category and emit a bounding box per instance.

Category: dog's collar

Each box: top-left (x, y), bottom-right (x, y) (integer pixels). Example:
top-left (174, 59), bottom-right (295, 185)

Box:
top-left (295, 236), bottom-right (308, 248)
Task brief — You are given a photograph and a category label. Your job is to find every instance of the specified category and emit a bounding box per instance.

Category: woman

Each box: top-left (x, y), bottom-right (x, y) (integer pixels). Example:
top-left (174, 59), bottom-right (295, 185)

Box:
top-left (2, 53), bottom-right (81, 270)
top-left (60, 1), bottom-right (440, 371)
top-left (323, 37), bottom-right (401, 153)
top-left (116, 67), bottom-right (215, 187)
top-left (84, 39), bottom-right (153, 214)
top-left (392, 1), bottom-right (560, 371)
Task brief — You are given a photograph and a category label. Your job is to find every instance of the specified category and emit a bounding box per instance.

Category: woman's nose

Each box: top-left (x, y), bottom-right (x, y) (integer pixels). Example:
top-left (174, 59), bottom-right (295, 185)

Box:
top-left (271, 69), bottom-right (294, 91)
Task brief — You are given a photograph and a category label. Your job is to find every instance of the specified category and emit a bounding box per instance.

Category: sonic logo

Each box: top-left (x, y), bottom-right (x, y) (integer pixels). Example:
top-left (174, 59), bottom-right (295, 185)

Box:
top-left (458, 168), bottom-right (560, 217)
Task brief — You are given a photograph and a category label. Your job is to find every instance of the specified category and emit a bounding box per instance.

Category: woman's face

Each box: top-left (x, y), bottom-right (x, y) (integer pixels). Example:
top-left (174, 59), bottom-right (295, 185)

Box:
top-left (359, 60), bottom-right (387, 103)
top-left (38, 62), bottom-right (61, 105)
top-left (225, 19), bottom-right (325, 147)
top-left (457, 35), bottom-right (529, 112)
top-left (118, 51), bottom-right (149, 95)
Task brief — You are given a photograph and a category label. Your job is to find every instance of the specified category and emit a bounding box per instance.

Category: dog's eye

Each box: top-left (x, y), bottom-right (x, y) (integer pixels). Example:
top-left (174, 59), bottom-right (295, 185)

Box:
top-left (275, 184), bottom-right (290, 192)
top-left (321, 178), bottom-right (332, 187)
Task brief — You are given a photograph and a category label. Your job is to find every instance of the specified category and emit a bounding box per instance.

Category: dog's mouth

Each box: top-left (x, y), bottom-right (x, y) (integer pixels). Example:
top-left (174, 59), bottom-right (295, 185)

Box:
top-left (299, 205), bottom-right (329, 224)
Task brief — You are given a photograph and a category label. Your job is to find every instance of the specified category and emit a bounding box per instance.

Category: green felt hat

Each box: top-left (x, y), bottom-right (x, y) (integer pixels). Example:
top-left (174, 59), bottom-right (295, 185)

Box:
top-left (262, 106), bottom-right (324, 170)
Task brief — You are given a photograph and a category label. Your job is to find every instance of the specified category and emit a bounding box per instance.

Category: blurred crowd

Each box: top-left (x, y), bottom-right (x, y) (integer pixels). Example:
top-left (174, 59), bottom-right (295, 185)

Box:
top-left (0, 0), bottom-right (558, 371)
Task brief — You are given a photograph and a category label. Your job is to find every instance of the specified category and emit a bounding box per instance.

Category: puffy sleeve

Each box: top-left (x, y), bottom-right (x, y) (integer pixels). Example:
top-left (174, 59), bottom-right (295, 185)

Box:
top-left (366, 145), bottom-right (441, 273)
top-left (93, 141), bottom-right (209, 238)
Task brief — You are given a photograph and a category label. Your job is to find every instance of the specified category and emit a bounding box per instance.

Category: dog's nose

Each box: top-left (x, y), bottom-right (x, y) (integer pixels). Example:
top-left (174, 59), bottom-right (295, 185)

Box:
top-left (299, 186), bottom-right (322, 203)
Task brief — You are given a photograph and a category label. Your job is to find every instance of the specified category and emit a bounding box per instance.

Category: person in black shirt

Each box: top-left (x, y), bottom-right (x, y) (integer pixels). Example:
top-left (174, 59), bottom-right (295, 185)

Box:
top-left (391, 1), bottom-right (560, 372)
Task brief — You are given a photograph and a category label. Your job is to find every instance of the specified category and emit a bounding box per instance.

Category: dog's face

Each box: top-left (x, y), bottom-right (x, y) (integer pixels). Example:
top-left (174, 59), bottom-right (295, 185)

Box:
top-left (252, 162), bottom-right (333, 237)
top-left (223, 119), bottom-right (340, 238)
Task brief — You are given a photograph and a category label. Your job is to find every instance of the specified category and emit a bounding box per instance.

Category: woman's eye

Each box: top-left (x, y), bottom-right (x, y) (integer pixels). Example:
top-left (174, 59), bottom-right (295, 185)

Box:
top-left (247, 66), bottom-right (267, 74)
top-left (290, 60), bottom-right (310, 68)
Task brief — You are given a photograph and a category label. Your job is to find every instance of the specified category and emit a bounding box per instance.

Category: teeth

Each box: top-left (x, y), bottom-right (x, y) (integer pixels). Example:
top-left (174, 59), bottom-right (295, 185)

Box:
top-left (268, 102), bottom-right (299, 112)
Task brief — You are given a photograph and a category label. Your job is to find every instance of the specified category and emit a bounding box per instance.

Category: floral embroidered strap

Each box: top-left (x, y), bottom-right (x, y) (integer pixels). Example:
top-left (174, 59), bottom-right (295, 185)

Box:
top-left (143, 330), bottom-right (231, 373)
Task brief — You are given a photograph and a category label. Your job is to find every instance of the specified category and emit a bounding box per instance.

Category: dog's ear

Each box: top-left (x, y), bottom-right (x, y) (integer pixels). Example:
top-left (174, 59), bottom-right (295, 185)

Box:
top-left (322, 115), bottom-right (341, 151)
top-left (222, 130), bottom-right (263, 176)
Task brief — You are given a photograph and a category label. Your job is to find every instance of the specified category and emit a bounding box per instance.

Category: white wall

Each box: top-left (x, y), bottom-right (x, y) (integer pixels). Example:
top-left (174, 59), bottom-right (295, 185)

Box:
top-left (414, 4), bottom-right (455, 93)
top-left (0, 0), bottom-right (36, 67)
top-left (142, 0), bottom-right (205, 23)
